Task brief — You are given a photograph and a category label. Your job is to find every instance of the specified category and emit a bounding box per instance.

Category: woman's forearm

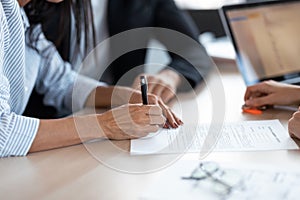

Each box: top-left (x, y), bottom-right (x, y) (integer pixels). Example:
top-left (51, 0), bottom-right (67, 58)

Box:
top-left (29, 115), bottom-right (103, 153)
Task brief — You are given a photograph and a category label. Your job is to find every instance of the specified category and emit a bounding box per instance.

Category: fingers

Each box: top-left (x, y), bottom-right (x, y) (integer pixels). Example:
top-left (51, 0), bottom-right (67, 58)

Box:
top-left (160, 89), bottom-right (175, 103)
top-left (158, 99), bottom-right (183, 128)
top-left (244, 80), bottom-right (300, 107)
top-left (149, 84), bottom-right (175, 103)
top-left (147, 93), bottom-right (159, 105)
top-left (244, 82), bottom-right (269, 101)
top-left (128, 105), bottom-right (165, 126)
top-left (151, 82), bottom-right (176, 103)
top-left (129, 106), bottom-right (163, 138)
top-left (147, 76), bottom-right (163, 94)
top-left (245, 94), bottom-right (275, 107)
top-left (148, 104), bottom-right (162, 115)
top-left (147, 77), bottom-right (165, 102)
top-left (127, 92), bottom-right (182, 129)
top-left (244, 81), bottom-right (280, 107)
top-left (143, 99), bottom-right (183, 129)
top-left (132, 100), bottom-right (183, 129)
top-left (141, 74), bottom-right (177, 103)
top-left (101, 101), bottom-right (182, 140)
top-left (288, 112), bottom-right (300, 139)
top-left (102, 104), bottom-right (165, 140)
top-left (147, 106), bottom-right (165, 125)
top-left (147, 87), bottom-right (175, 105)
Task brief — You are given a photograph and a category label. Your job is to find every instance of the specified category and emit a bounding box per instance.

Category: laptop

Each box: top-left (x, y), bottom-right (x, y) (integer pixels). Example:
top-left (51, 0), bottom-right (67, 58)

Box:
top-left (220, 0), bottom-right (300, 85)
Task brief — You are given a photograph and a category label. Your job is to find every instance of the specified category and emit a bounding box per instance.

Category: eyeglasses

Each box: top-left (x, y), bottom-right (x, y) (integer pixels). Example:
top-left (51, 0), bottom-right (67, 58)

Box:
top-left (181, 162), bottom-right (244, 196)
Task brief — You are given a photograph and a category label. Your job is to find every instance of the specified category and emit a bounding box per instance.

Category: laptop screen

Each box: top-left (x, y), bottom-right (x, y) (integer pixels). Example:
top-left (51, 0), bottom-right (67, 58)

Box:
top-left (221, 0), bottom-right (300, 85)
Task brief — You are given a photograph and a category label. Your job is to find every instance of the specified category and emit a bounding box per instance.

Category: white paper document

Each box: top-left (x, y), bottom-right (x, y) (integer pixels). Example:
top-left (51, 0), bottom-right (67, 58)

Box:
top-left (140, 161), bottom-right (300, 200)
top-left (131, 120), bottom-right (298, 155)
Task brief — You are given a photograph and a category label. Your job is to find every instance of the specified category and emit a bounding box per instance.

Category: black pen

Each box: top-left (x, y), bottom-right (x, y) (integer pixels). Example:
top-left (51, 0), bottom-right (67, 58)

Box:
top-left (140, 75), bottom-right (148, 105)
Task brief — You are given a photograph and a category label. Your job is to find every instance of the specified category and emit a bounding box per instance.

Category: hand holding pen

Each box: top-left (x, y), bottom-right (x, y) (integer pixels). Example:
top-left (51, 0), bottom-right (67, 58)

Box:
top-left (139, 75), bottom-right (183, 128)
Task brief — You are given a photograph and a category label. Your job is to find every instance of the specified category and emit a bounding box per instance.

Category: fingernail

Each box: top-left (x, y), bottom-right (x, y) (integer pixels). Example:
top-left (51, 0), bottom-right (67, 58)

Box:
top-left (173, 122), bottom-right (178, 128)
top-left (164, 123), bottom-right (170, 129)
top-left (179, 120), bottom-right (184, 125)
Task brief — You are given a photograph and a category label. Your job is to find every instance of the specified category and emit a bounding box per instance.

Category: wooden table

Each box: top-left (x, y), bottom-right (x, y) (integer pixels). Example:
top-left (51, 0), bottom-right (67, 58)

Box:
top-left (1, 60), bottom-right (300, 200)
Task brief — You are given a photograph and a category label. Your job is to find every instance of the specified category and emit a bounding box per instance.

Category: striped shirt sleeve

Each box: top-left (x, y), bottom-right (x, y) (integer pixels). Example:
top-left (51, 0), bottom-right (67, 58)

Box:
top-left (0, 77), bottom-right (39, 157)
top-left (0, 0), bottom-right (39, 157)
top-left (0, 112), bottom-right (39, 157)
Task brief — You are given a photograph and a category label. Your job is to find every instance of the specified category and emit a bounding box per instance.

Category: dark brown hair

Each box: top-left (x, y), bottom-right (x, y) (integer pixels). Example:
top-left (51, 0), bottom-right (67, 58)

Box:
top-left (24, 0), bottom-right (96, 59)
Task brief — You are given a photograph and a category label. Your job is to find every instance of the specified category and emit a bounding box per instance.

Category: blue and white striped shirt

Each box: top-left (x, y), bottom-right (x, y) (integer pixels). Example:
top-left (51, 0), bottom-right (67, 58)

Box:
top-left (0, 0), bottom-right (105, 157)
top-left (0, 0), bottom-right (39, 157)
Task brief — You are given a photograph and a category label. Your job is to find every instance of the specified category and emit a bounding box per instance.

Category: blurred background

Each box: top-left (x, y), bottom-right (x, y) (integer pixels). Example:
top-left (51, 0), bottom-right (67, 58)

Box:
top-left (146, 0), bottom-right (268, 72)
top-left (176, 0), bottom-right (266, 37)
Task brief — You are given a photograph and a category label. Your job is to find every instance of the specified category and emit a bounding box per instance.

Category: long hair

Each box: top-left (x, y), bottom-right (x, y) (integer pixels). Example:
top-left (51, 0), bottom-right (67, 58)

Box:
top-left (24, 0), bottom-right (96, 59)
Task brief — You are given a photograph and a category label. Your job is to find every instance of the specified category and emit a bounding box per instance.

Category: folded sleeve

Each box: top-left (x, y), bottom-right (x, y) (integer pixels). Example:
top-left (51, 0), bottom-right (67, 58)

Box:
top-left (0, 75), bottom-right (39, 157)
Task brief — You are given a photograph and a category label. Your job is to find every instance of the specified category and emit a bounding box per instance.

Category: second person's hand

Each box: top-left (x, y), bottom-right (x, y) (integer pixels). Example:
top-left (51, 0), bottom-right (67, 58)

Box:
top-left (244, 80), bottom-right (300, 107)
top-left (132, 69), bottom-right (181, 103)
top-left (288, 107), bottom-right (300, 140)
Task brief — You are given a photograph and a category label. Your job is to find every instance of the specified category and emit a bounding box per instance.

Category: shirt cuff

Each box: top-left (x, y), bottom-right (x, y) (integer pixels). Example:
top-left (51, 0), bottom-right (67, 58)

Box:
top-left (70, 75), bottom-right (107, 112)
top-left (2, 114), bottom-right (39, 157)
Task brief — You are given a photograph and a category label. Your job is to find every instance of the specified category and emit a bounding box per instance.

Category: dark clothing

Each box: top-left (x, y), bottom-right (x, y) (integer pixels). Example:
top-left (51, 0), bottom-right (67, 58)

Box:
top-left (24, 0), bottom-right (213, 118)
top-left (23, 2), bottom-right (70, 118)
top-left (105, 0), bottom-right (212, 87)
